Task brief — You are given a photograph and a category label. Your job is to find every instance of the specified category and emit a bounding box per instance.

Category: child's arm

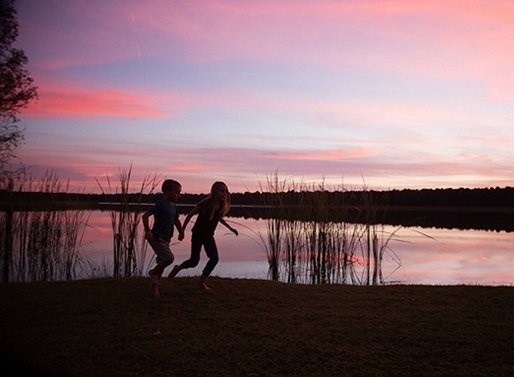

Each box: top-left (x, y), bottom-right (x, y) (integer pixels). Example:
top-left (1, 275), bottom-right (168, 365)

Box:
top-left (142, 211), bottom-right (153, 240)
top-left (175, 217), bottom-right (184, 241)
top-left (220, 218), bottom-right (238, 236)
top-left (182, 206), bottom-right (199, 233)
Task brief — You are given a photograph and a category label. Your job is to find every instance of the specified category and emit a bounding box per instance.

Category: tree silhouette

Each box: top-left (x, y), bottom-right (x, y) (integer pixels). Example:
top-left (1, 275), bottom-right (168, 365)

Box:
top-left (0, 0), bottom-right (38, 184)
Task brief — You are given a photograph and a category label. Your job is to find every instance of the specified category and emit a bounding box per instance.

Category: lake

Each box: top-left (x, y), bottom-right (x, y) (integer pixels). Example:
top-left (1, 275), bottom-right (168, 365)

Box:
top-left (79, 209), bottom-right (514, 286)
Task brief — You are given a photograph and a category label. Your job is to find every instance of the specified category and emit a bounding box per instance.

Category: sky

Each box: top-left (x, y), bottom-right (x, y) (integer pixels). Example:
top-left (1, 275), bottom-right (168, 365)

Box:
top-left (13, 0), bottom-right (514, 194)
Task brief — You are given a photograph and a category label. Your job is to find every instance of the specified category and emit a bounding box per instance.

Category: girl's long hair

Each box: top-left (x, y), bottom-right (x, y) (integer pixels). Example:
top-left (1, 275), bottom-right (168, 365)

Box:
top-left (202, 181), bottom-right (231, 220)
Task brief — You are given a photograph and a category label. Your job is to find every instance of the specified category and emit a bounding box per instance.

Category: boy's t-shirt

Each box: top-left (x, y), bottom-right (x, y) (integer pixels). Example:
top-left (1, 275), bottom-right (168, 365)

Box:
top-left (148, 199), bottom-right (178, 242)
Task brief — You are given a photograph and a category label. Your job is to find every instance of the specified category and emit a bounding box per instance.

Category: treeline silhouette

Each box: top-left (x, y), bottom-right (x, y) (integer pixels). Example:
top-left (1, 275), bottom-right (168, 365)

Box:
top-left (2, 187), bottom-right (514, 232)
top-left (2, 186), bottom-right (514, 208)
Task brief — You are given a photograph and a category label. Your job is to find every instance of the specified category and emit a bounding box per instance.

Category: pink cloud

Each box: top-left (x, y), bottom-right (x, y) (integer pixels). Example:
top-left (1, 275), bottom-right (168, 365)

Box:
top-left (14, 0), bottom-right (514, 195)
top-left (157, 0), bottom-right (514, 98)
top-left (126, 144), bottom-right (513, 182)
top-left (263, 148), bottom-right (372, 161)
top-left (18, 140), bottom-right (514, 194)
top-left (166, 162), bottom-right (217, 173)
top-left (24, 82), bottom-right (167, 118)
top-left (19, 1), bottom-right (514, 101)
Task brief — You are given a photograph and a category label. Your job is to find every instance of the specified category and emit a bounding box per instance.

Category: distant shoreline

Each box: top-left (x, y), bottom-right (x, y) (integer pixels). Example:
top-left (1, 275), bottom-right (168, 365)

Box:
top-left (3, 200), bottom-right (514, 213)
top-left (2, 200), bottom-right (513, 233)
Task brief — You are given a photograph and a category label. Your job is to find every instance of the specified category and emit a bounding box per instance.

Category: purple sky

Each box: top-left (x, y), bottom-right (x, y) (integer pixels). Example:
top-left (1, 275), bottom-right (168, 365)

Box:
top-left (14, 0), bottom-right (514, 194)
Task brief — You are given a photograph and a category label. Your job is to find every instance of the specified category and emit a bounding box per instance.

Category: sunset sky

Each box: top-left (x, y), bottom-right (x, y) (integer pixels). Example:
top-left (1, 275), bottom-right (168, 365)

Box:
top-left (14, 0), bottom-right (514, 194)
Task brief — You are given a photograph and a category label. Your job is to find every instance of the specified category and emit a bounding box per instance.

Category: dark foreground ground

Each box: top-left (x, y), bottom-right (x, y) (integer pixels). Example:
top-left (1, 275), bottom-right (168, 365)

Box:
top-left (1, 277), bottom-right (513, 376)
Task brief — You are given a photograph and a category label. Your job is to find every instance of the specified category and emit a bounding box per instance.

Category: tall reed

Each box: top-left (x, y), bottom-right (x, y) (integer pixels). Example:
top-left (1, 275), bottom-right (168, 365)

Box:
top-left (0, 172), bottom-right (89, 282)
top-left (96, 165), bottom-right (159, 278)
top-left (258, 173), bottom-right (402, 285)
top-left (258, 173), bottom-right (287, 281)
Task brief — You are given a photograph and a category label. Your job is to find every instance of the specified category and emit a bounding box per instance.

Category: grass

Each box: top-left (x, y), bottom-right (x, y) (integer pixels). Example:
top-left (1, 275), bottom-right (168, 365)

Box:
top-left (1, 278), bottom-right (514, 376)
top-left (257, 174), bottom-right (404, 285)
top-left (1, 172), bottom-right (89, 282)
top-left (95, 165), bottom-right (160, 278)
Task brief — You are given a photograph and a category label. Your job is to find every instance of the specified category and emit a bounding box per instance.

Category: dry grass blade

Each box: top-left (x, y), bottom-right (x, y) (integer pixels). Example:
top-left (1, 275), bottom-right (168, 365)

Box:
top-left (256, 173), bottom-right (408, 285)
top-left (0, 171), bottom-right (88, 282)
top-left (95, 165), bottom-right (160, 277)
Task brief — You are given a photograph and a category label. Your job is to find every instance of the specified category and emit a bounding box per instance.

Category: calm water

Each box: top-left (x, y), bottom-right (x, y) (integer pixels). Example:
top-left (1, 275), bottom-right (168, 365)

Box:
top-left (81, 210), bottom-right (514, 286)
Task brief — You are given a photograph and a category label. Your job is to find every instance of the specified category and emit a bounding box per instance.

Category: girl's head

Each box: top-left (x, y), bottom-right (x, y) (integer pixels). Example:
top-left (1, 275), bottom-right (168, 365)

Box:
top-left (208, 181), bottom-right (230, 216)
top-left (211, 181), bottom-right (228, 198)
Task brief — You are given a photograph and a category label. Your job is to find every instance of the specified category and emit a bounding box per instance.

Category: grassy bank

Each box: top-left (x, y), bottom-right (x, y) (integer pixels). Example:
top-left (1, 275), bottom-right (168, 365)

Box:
top-left (1, 278), bottom-right (513, 376)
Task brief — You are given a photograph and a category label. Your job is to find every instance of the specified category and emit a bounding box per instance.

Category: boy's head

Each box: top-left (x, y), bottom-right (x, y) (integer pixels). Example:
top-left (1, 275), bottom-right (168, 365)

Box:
top-left (162, 179), bottom-right (181, 202)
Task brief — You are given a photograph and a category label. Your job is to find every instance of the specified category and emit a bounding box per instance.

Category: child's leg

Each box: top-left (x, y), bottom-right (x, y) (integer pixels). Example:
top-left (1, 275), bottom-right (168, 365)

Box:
top-left (168, 264), bottom-right (182, 279)
top-left (199, 236), bottom-right (219, 289)
top-left (182, 236), bottom-right (203, 269)
top-left (152, 260), bottom-right (173, 278)
top-left (169, 236), bottom-right (202, 279)
top-left (148, 265), bottom-right (161, 298)
top-left (201, 236), bottom-right (219, 277)
top-left (147, 239), bottom-right (160, 286)
top-left (148, 238), bottom-right (174, 285)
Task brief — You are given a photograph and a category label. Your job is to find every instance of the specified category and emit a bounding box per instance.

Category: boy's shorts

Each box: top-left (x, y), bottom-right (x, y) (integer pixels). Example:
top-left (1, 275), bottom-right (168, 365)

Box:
top-left (147, 237), bottom-right (174, 264)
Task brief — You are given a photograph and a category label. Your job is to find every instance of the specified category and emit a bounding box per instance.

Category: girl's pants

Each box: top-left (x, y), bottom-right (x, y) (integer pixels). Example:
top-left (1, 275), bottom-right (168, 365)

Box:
top-left (180, 234), bottom-right (219, 277)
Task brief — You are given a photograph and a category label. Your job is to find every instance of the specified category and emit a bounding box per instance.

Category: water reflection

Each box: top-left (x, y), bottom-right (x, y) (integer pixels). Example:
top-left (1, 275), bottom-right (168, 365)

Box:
top-left (2, 209), bottom-right (513, 285)
top-left (393, 227), bottom-right (514, 285)
top-left (80, 211), bottom-right (514, 286)
top-left (0, 209), bottom-right (89, 282)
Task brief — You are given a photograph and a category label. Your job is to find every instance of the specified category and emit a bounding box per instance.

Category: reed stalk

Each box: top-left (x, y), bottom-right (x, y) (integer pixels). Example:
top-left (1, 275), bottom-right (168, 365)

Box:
top-left (258, 173), bottom-right (287, 280)
top-left (95, 164), bottom-right (159, 278)
top-left (0, 172), bottom-right (89, 282)
top-left (258, 173), bottom-right (401, 285)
